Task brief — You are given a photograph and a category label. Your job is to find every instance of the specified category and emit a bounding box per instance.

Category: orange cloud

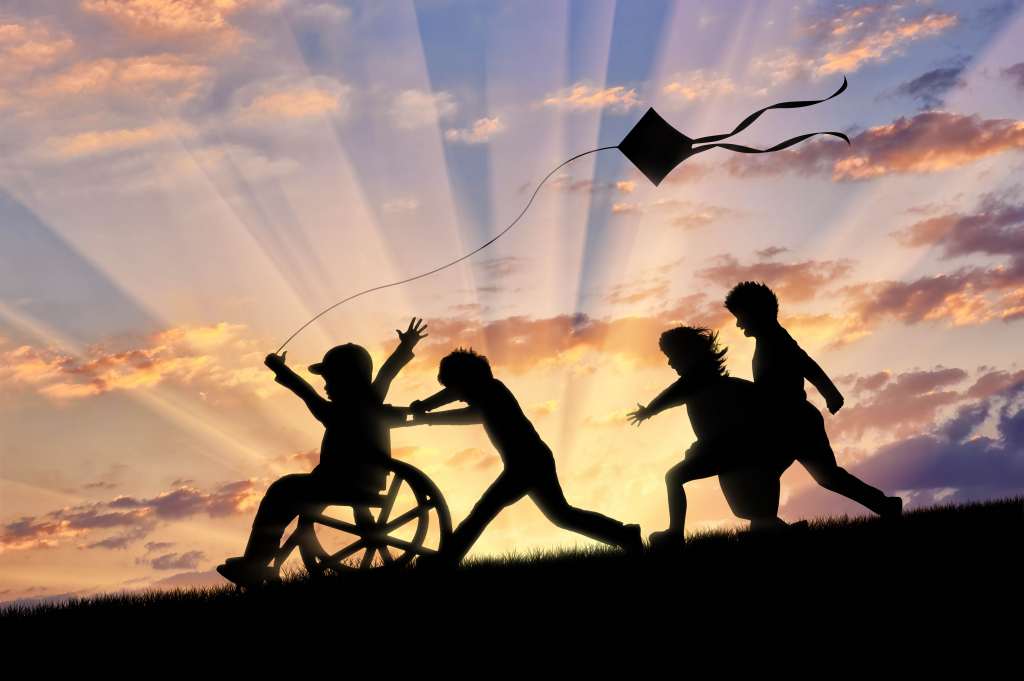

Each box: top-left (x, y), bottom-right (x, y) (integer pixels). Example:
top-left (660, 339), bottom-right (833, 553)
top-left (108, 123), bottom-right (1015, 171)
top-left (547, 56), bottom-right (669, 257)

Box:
top-left (239, 81), bottom-right (349, 121)
top-left (0, 20), bottom-right (74, 77)
top-left (0, 322), bottom-right (270, 401)
top-left (541, 83), bottom-right (640, 112)
top-left (35, 54), bottom-right (210, 102)
top-left (444, 117), bottom-right (505, 144)
top-left (79, 0), bottom-right (270, 49)
top-left (697, 254), bottom-right (853, 302)
top-left (662, 70), bottom-right (736, 101)
top-left (816, 13), bottom-right (957, 76)
top-left (726, 112), bottom-right (1024, 181)
top-left (44, 121), bottom-right (193, 158)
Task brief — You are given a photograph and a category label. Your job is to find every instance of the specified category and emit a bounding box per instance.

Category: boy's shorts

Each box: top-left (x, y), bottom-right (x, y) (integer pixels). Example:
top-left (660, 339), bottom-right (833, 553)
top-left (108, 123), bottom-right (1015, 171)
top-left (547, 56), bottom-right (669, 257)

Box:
top-left (777, 400), bottom-right (837, 465)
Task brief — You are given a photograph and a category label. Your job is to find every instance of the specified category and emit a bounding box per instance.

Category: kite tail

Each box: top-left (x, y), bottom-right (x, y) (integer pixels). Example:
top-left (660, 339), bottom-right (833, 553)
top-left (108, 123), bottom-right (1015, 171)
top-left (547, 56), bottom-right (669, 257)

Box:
top-left (275, 145), bottom-right (617, 353)
top-left (691, 76), bottom-right (849, 146)
top-left (688, 130), bottom-right (851, 159)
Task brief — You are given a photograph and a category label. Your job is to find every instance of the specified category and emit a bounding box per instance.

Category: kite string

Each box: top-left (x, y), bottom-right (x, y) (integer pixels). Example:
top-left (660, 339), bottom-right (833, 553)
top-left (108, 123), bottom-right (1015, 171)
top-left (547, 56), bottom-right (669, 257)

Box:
top-left (276, 145), bottom-right (618, 353)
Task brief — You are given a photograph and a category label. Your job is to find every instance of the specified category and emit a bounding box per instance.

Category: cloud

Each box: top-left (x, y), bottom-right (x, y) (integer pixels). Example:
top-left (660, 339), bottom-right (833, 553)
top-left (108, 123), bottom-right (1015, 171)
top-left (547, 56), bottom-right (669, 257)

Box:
top-left (474, 257), bottom-right (527, 279)
top-left (143, 550), bottom-right (206, 570)
top-left (753, 8), bottom-right (958, 84)
top-left (541, 83), bottom-right (640, 112)
top-left (661, 70), bottom-right (736, 102)
top-left (1, 479), bottom-right (260, 552)
top-left (830, 367), bottom-right (969, 440)
top-left (33, 54), bottom-right (211, 103)
top-left (604, 279), bottom-right (671, 306)
top-left (389, 88), bottom-right (456, 130)
top-left (0, 322), bottom-right (271, 401)
top-left (610, 198), bottom-right (734, 229)
top-left (0, 20), bottom-right (74, 78)
top-left (725, 112), bottom-right (1024, 181)
top-left (43, 121), bottom-right (193, 159)
top-left (444, 116), bottom-right (505, 144)
top-left (843, 193), bottom-right (1024, 329)
top-left (237, 77), bottom-right (351, 123)
top-left (895, 193), bottom-right (1024, 260)
top-left (756, 246), bottom-right (788, 259)
top-left (815, 12), bottom-right (957, 76)
top-left (1003, 62), bottom-right (1024, 91)
top-left (887, 60), bottom-right (968, 110)
top-left (697, 254), bottom-right (854, 303)
top-left (79, 0), bottom-right (267, 50)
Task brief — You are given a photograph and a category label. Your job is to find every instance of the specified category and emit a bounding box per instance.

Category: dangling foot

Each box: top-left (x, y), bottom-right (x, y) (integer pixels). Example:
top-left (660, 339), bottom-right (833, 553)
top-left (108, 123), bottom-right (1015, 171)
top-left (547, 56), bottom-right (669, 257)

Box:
top-left (648, 529), bottom-right (685, 553)
top-left (216, 556), bottom-right (276, 589)
top-left (621, 524), bottom-right (644, 555)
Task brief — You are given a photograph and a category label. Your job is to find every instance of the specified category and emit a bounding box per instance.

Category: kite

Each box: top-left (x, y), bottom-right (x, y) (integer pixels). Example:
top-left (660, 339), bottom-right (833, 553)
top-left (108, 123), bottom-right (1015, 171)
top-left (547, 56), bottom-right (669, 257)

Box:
top-left (276, 77), bottom-right (850, 352)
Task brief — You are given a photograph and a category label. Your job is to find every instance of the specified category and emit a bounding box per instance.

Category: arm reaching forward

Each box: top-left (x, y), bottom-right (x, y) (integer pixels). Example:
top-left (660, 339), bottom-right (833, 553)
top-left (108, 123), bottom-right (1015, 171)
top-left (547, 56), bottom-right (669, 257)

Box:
top-left (628, 378), bottom-right (689, 426)
top-left (414, 406), bottom-right (484, 426)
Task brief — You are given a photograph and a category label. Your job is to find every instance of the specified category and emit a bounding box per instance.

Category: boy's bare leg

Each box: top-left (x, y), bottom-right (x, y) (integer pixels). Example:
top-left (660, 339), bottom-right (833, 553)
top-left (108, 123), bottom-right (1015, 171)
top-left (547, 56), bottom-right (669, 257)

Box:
top-left (801, 458), bottom-right (898, 516)
top-left (433, 471), bottom-right (527, 566)
top-left (656, 451), bottom-right (722, 541)
top-left (528, 466), bottom-right (639, 550)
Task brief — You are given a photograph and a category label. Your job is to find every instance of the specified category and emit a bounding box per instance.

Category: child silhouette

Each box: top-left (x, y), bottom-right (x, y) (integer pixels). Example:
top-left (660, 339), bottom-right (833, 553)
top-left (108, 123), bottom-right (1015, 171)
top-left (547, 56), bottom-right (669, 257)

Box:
top-left (724, 282), bottom-right (901, 517)
top-left (629, 326), bottom-right (792, 548)
top-left (217, 318), bottom-right (428, 587)
top-left (411, 348), bottom-right (642, 566)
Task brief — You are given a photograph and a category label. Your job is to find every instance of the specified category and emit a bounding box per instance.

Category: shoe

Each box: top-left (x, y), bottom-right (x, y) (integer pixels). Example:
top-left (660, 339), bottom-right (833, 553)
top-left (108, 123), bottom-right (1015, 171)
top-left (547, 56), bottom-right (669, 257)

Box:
top-left (648, 529), bottom-right (685, 552)
top-left (881, 496), bottom-right (903, 519)
top-left (621, 524), bottom-right (644, 555)
top-left (216, 556), bottom-right (275, 588)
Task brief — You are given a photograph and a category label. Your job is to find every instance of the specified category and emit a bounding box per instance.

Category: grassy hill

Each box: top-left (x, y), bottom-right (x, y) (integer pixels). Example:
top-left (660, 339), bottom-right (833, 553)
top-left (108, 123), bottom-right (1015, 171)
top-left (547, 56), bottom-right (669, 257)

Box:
top-left (4, 497), bottom-right (1021, 638)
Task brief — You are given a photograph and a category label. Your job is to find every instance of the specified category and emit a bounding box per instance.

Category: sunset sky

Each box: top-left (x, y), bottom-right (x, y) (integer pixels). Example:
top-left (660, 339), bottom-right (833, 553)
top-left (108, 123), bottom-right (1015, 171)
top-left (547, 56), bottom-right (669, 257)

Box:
top-left (2, 0), bottom-right (1024, 603)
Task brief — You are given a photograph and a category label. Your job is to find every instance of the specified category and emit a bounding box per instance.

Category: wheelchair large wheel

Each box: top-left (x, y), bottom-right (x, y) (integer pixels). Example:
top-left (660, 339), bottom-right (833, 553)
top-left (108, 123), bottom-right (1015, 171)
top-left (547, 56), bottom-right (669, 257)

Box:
top-left (283, 460), bottom-right (451, 575)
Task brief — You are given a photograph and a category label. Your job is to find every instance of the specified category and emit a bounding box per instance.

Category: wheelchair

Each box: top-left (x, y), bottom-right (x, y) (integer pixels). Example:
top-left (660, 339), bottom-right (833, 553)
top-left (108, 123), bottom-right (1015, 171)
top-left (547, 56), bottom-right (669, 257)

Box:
top-left (273, 459), bottom-right (452, 575)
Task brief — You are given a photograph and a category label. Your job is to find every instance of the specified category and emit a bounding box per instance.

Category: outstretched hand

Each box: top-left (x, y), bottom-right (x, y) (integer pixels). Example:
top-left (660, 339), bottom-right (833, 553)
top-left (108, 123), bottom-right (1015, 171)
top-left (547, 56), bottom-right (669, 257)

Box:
top-left (627, 402), bottom-right (651, 426)
top-left (409, 399), bottom-right (427, 415)
top-left (397, 318), bottom-right (428, 348)
top-left (265, 351), bottom-right (287, 371)
top-left (826, 393), bottom-right (845, 415)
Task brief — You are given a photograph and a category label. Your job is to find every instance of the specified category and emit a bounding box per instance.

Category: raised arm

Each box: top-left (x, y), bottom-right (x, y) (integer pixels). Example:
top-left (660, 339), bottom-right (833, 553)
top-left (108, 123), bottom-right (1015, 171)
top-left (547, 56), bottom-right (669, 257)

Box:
top-left (372, 318), bottom-right (428, 401)
top-left (265, 352), bottom-right (331, 423)
top-left (628, 378), bottom-right (689, 426)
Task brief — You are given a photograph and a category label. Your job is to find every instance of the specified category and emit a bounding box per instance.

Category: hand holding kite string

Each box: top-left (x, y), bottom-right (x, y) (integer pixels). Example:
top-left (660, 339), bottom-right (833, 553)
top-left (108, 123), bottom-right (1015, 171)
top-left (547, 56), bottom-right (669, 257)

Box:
top-left (275, 77), bottom-right (851, 353)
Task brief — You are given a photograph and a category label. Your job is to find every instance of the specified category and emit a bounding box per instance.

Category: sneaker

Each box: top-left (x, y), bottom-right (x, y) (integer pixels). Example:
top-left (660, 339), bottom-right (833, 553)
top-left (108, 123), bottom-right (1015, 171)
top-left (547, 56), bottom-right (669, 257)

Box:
top-left (648, 529), bottom-right (685, 552)
top-left (621, 524), bottom-right (644, 555)
top-left (216, 556), bottom-right (274, 588)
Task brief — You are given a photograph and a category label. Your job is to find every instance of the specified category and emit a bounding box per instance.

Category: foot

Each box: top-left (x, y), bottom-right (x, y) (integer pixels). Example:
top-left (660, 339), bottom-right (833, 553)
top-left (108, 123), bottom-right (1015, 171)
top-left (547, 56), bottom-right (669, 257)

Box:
top-left (415, 551), bottom-right (456, 571)
top-left (881, 496), bottom-right (903, 519)
top-left (620, 523), bottom-right (644, 555)
top-left (789, 520), bottom-right (810, 531)
top-left (216, 556), bottom-right (275, 588)
top-left (648, 529), bottom-right (685, 552)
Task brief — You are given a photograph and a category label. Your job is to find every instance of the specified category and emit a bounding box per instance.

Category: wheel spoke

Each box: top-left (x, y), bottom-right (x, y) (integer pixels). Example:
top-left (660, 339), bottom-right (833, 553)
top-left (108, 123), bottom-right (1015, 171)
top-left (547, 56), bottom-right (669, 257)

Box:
top-left (379, 546), bottom-right (393, 564)
top-left (381, 506), bottom-right (429, 533)
top-left (360, 546), bottom-right (377, 569)
top-left (314, 514), bottom-right (363, 536)
top-left (327, 538), bottom-right (367, 563)
top-left (380, 535), bottom-right (437, 556)
top-left (378, 477), bottom-right (403, 524)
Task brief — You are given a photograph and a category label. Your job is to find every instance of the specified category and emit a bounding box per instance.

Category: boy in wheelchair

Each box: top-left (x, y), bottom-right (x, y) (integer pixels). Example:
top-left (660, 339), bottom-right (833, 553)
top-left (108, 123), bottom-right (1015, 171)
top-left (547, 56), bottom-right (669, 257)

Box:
top-left (628, 326), bottom-right (795, 549)
top-left (217, 318), bottom-right (428, 588)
